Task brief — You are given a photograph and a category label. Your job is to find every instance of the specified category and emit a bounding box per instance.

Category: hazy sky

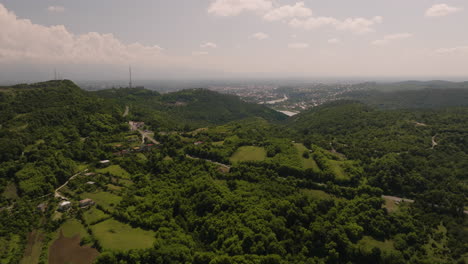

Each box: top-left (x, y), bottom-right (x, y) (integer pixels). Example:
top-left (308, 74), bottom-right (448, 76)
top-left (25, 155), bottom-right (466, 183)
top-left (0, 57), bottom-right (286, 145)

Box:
top-left (0, 0), bottom-right (467, 81)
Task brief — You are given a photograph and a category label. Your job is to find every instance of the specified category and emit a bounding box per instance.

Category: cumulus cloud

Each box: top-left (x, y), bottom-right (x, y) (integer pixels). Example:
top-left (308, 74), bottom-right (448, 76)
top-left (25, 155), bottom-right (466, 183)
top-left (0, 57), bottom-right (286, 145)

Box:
top-left (208, 0), bottom-right (272, 16)
top-left (288, 42), bottom-right (309, 49)
top-left (47, 6), bottom-right (65, 13)
top-left (328, 38), bottom-right (340, 44)
top-left (289, 16), bottom-right (382, 34)
top-left (263, 2), bottom-right (312, 21)
top-left (0, 4), bottom-right (165, 65)
top-left (252, 32), bottom-right (269, 40)
top-left (425, 4), bottom-right (461, 17)
top-left (200, 42), bottom-right (217, 48)
top-left (208, 1), bottom-right (382, 35)
top-left (435, 46), bottom-right (468, 54)
top-left (371, 33), bottom-right (412, 46)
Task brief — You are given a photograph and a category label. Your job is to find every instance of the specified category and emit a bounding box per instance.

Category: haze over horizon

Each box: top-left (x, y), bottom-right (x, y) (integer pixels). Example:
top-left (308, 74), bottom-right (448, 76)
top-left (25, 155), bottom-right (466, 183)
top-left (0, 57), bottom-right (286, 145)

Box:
top-left (1, 0), bottom-right (468, 82)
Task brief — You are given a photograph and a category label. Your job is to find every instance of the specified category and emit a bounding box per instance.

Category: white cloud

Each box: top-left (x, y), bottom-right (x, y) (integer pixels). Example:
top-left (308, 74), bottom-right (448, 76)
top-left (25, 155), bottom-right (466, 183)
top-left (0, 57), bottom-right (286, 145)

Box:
top-left (0, 4), bottom-right (165, 65)
top-left (289, 16), bottom-right (382, 34)
top-left (200, 42), bottom-right (217, 48)
top-left (263, 2), bottom-right (312, 21)
top-left (425, 4), bottom-right (461, 17)
top-left (435, 46), bottom-right (468, 54)
top-left (328, 38), bottom-right (340, 44)
top-left (371, 33), bottom-right (412, 46)
top-left (288, 42), bottom-right (309, 49)
top-left (208, 0), bottom-right (272, 16)
top-left (252, 32), bottom-right (269, 40)
top-left (192, 51), bottom-right (209, 56)
top-left (47, 6), bottom-right (65, 13)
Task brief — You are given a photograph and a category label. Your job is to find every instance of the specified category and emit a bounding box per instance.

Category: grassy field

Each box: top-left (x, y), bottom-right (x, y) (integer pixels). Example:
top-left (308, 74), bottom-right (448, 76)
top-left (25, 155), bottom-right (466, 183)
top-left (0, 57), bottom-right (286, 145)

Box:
top-left (60, 219), bottom-right (88, 238)
top-left (357, 236), bottom-right (395, 253)
top-left (2, 182), bottom-right (18, 200)
top-left (97, 165), bottom-right (130, 179)
top-left (136, 153), bottom-right (147, 161)
top-left (301, 189), bottom-right (333, 200)
top-left (106, 184), bottom-right (123, 192)
top-left (230, 146), bottom-right (266, 163)
top-left (383, 197), bottom-right (399, 213)
top-left (294, 143), bottom-right (320, 171)
top-left (212, 141), bottom-right (224, 146)
top-left (83, 208), bottom-right (110, 225)
top-left (80, 192), bottom-right (122, 212)
top-left (91, 219), bottom-right (156, 251)
top-left (76, 164), bottom-right (89, 172)
top-left (19, 231), bottom-right (44, 264)
top-left (327, 160), bottom-right (350, 181)
top-left (112, 178), bottom-right (133, 187)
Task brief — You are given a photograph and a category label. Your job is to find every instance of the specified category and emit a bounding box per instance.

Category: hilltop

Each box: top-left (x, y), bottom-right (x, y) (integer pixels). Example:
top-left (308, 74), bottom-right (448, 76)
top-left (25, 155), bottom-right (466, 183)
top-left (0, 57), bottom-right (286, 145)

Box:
top-left (94, 87), bottom-right (287, 129)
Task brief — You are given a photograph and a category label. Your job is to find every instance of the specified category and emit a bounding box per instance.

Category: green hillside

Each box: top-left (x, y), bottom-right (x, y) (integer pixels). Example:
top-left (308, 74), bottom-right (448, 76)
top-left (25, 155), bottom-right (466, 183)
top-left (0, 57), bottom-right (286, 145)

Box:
top-left (94, 87), bottom-right (287, 129)
top-left (0, 81), bottom-right (466, 264)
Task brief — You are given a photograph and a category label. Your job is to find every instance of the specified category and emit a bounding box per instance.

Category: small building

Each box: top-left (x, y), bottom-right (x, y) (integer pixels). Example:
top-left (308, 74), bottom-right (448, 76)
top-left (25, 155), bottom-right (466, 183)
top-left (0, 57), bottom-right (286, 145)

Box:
top-left (37, 203), bottom-right (47, 213)
top-left (79, 198), bottom-right (95, 208)
top-left (98, 160), bottom-right (110, 168)
top-left (58, 201), bottom-right (71, 211)
top-left (86, 181), bottom-right (95, 185)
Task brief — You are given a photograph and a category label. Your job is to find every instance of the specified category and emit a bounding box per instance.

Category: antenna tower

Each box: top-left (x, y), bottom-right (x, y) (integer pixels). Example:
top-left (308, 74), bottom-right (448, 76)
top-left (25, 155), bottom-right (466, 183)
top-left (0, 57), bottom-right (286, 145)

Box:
top-left (129, 66), bottom-right (133, 88)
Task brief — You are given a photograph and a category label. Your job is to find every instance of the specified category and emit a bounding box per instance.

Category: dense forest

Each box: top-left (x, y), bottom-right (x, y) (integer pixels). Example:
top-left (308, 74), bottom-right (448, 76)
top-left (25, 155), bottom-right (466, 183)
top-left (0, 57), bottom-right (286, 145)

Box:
top-left (0, 81), bottom-right (466, 264)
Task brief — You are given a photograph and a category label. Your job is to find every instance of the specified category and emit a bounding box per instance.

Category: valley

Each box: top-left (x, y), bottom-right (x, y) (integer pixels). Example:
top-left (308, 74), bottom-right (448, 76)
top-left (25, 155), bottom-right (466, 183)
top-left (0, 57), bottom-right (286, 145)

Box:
top-left (0, 80), bottom-right (466, 264)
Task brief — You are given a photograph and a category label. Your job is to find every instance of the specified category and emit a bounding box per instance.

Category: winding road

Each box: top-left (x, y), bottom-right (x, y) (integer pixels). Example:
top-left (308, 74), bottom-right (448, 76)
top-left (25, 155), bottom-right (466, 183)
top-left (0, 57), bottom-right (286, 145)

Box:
top-left (186, 154), bottom-right (231, 171)
top-left (54, 170), bottom-right (87, 200)
top-left (123, 106), bottom-right (129, 117)
top-left (431, 135), bottom-right (438, 149)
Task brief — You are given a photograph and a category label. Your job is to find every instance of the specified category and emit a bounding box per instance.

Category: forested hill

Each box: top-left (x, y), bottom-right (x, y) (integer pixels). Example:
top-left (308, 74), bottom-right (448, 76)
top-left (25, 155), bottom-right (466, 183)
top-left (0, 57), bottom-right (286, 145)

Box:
top-left (94, 87), bottom-right (287, 129)
top-left (288, 100), bottom-right (467, 199)
top-left (0, 80), bottom-right (126, 197)
top-left (344, 84), bottom-right (468, 109)
top-left (0, 80), bottom-right (467, 264)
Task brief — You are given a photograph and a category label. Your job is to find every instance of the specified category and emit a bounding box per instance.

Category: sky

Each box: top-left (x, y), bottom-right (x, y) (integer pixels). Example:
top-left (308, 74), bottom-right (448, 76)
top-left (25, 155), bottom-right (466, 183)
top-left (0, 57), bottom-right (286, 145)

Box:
top-left (0, 0), bottom-right (468, 82)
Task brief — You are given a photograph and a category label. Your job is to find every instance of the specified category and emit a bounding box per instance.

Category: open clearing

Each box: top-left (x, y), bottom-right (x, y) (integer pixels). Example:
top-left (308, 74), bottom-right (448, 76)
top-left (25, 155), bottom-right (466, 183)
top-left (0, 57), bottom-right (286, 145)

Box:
top-left (60, 219), bottom-right (88, 238)
top-left (301, 189), bottom-right (333, 200)
top-left (83, 207), bottom-right (110, 225)
top-left (383, 197), bottom-right (399, 213)
top-left (293, 143), bottom-right (320, 171)
top-left (357, 236), bottom-right (395, 253)
top-left (48, 231), bottom-right (99, 264)
top-left (327, 160), bottom-right (350, 181)
top-left (91, 219), bottom-right (156, 251)
top-left (2, 182), bottom-right (18, 200)
top-left (97, 165), bottom-right (130, 179)
top-left (230, 146), bottom-right (266, 163)
top-left (80, 191), bottom-right (122, 212)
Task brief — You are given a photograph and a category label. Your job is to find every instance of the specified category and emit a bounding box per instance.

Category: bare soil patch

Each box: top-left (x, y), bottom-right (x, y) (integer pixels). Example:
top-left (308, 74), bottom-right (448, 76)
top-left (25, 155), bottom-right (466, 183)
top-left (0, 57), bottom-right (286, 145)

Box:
top-left (48, 231), bottom-right (99, 264)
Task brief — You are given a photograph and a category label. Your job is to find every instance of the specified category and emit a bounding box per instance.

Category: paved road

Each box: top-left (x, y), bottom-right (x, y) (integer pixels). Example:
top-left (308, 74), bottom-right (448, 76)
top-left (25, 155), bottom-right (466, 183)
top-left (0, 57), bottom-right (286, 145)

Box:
top-left (129, 121), bottom-right (160, 145)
